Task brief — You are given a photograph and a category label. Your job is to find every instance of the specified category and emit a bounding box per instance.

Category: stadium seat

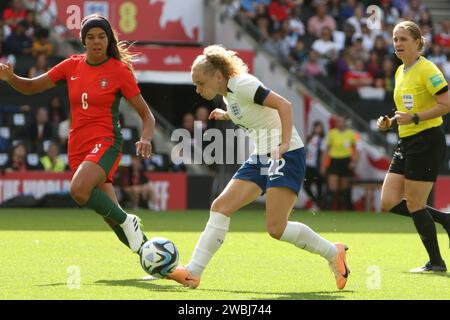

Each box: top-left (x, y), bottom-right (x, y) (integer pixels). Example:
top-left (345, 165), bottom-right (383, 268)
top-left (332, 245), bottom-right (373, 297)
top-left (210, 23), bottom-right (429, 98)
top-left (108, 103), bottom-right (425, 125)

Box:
top-left (35, 139), bottom-right (53, 155)
top-left (0, 127), bottom-right (11, 139)
top-left (27, 153), bottom-right (40, 167)
top-left (0, 153), bottom-right (8, 167)
top-left (120, 154), bottom-right (132, 167)
top-left (121, 127), bottom-right (132, 141)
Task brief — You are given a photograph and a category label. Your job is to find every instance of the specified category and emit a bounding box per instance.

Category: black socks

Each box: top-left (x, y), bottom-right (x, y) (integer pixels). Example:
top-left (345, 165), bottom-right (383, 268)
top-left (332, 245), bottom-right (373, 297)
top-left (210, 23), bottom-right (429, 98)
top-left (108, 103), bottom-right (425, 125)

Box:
top-left (411, 208), bottom-right (443, 265)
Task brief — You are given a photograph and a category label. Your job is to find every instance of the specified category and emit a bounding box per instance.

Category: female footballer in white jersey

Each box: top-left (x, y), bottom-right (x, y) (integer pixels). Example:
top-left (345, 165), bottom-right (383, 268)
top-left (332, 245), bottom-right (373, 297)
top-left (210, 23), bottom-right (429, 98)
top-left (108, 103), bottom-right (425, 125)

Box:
top-left (166, 45), bottom-right (350, 290)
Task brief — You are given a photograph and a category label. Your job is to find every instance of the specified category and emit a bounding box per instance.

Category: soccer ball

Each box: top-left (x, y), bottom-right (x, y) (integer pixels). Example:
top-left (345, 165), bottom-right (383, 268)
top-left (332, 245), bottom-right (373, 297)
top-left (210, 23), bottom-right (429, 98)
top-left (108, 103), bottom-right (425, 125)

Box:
top-left (140, 237), bottom-right (179, 278)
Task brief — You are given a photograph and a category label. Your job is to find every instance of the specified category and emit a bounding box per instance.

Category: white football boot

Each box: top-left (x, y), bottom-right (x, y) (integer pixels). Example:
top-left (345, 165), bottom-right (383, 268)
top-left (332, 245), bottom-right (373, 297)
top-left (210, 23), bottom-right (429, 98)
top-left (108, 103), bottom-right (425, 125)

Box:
top-left (120, 214), bottom-right (144, 253)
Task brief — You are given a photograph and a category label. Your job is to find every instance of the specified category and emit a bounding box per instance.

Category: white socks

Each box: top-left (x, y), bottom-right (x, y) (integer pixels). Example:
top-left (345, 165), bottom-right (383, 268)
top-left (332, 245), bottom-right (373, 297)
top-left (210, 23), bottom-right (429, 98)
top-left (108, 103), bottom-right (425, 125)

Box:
top-left (186, 211), bottom-right (230, 277)
top-left (280, 221), bottom-right (337, 261)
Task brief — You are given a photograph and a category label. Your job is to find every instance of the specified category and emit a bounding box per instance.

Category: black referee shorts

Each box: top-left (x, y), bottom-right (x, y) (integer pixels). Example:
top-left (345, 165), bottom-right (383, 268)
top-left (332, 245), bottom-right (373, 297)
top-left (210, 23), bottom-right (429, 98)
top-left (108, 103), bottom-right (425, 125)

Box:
top-left (389, 126), bottom-right (446, 182)
top-left (327, 157), bottom-right (353, 177)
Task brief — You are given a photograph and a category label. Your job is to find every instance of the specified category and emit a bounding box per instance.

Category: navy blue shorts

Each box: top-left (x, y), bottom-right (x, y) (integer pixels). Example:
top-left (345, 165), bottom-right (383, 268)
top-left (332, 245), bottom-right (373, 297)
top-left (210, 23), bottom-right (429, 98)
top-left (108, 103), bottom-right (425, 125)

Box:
top-left (232, 148), bottom-right (306, 195)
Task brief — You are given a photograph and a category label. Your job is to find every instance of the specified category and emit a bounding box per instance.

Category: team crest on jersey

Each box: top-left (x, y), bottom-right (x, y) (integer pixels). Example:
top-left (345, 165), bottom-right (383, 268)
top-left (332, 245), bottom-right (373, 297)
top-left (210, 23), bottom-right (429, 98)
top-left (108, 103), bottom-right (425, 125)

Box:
top-left (99, 78), bottom-right (108, 89)
top-left (230, 103), bottom-right (242, 119)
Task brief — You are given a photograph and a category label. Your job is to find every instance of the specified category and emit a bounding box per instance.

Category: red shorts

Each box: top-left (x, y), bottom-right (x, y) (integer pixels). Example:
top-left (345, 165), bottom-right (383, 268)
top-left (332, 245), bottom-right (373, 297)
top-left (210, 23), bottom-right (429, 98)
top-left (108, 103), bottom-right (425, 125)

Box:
top-left (69, 140), bottom-right (122, 183)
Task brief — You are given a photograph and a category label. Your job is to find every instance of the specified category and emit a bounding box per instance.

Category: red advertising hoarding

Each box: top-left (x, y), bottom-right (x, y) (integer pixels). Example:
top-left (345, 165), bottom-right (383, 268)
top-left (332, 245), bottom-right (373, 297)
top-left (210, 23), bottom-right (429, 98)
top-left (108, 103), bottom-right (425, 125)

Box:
top-left (43, 0), bottom-right (203, 43)
top-left (132, 45), bottom-right (254, 83)
top-left (434, 176), bottom-right (450, 211)
top-left (0, 171), bottom-right (186, 210)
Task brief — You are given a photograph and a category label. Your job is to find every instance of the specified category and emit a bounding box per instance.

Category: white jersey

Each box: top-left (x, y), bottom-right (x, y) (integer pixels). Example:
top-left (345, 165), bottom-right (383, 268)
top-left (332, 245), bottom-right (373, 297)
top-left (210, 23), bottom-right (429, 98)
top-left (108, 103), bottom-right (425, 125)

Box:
top-left (305, 134), bottom-right (323, 168)
top-left (224, 73), bottom-right (304, 155)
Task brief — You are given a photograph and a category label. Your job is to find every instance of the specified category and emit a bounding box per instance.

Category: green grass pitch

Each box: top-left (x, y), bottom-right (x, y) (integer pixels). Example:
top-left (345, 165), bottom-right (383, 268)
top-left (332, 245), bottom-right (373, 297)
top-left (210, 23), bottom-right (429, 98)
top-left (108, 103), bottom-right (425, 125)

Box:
top-left (0, 209), bottom-right (448, 300)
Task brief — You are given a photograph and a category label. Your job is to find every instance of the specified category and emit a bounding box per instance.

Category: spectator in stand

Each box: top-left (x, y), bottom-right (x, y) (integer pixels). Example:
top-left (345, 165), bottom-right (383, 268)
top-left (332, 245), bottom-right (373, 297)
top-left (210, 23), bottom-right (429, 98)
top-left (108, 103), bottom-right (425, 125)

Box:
top-left (335, 48), bottom-right (352, 85)
top-left (345, 3), bottom-right (364, 37)
top-left (418, 8), bottom-right (433, 29)
top-left (4, 20), bottom-right (32, 56)
top-left (279, 18), bottom-right (298, 49)
top-left (340, 0), bottom-right (356, 21)
top-left (378, 56), bottom-right (395, 93)
top-left (307, 0), bottom-right (337, 38)
top-left (300, 49), bottom-right (327, 77)
top-left (372, 35), bottom-right (388, 60)
top-left (366, 51), bottom-right (381, 78)
top-left (381, 21), bottom-right (396, 49)
top-left (240, 0), bottom-right (271, 19)
top-left (182, 112), bottom-right (195, 136)
top-left (380, 0), bottom-right (400, 26)
top-left (39, 141), bottom-right (66, 172)
top-left (360, 21), bottom-right (379, 53)
top-left (288, 38), bottom-right (308, 72)
top-left (28, 53), bottom-right (49, 78)
top-left (254, 10), bottom-right (271, 41)
top-left (47, 95), bottom-right (67, 128)
top-left (391, 0), bottom-right (409, 15)
top-left (122, 154), bottom-right (158, 210)
top-left (336, 22), bottom-right (356, 51)
top-left (4, 141), bottom-right (29, 172)
top-left (435, 20), bottom-right (450, 53)
top-left (264, 29), bottom-right (290, 62)
top-left (427, 43), bottom-right (447, 71)
top-left (195, 105), bottom-right (210, 131)
top-left (268, 0), bottom-right (292, 27)
top-left (348, 36), bottom-right (369, 63)
top-left (343, 59), bottom-right (373, 91)
top-left (24, 10), bottom-right (38, 38)
top-left (3, 0), bottom-right (26, 30)
top-left (328, 0), bottom-right (342, 27)
top-left (312, 26), bottom-right (338, 67)
top-left (304, 120), bottom-right (326, 210)
top-left (58, 117), bottom-right (70, 152)
top-left (287, 5), bottom-right (305, 38)
top-left (0, 18), bottom-right (12, 43)
top-left (27, 106), bottom-right (53, 144)
top-left (403, 0), bottom-right (426, 22)
top-left (31, 27), bottom-right (53, 57)
top-left (0, 39), bottom-right (10, 64)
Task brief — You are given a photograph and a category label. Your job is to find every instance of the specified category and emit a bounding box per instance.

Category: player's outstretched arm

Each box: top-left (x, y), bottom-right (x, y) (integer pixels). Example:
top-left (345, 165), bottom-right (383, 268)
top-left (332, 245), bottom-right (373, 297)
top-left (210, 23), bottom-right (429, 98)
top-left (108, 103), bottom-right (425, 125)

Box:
top-left (0, 62), bottom-right (55, 95)
top-left (128, 94), bottom-right (156, 158)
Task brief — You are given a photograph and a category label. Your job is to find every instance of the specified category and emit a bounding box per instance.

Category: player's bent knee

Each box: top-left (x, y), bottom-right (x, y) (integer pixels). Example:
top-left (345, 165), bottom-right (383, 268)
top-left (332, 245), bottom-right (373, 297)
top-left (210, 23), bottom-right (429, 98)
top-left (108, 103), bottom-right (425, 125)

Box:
top-left (69, 183), bottom-right (90, 205)
top-left (380, 199), bottom-right (394, 212)
top-left (406, 199), bottom-right (426, 213)
top-left (210, 198), bottom-right (232, 216)
top-left (380, 195), bottom-right (400, 212)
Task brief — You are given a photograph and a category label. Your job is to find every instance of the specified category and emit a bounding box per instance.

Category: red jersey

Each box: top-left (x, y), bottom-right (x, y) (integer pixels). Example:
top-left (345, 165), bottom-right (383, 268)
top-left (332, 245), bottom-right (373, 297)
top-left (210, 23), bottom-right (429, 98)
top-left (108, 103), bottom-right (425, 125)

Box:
top-left (47, 55), bottom-right (140, 157)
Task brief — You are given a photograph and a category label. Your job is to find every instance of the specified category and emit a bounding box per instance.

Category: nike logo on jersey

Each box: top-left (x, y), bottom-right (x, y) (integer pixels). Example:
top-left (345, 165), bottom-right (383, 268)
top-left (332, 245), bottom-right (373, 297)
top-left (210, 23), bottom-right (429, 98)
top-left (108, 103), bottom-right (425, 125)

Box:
top-left (70, 76), bottom-right (78, 80)
top-left (269, 175), bottom-right (281, 181)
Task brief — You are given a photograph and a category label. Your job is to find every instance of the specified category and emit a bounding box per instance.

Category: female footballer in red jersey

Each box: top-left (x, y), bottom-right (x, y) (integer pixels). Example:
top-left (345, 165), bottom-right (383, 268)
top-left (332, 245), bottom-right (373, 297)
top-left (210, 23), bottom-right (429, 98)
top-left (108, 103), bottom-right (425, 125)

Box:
top-left (0, 14), bottom-right (154, 253)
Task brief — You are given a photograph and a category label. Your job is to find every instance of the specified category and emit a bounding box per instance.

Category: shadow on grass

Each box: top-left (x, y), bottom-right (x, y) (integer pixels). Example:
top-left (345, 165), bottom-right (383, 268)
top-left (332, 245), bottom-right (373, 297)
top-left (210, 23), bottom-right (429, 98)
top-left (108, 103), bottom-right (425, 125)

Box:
top-left (37, 279), bottom-right (353, 299)
top-left (401, 271), bottom-right (450, 279)
top-left (37, 279), bottom-right (188, 293)
top-left (95, 279), bottom-right (352, 300)
top-left (196, 288), bottom-right (353, 300)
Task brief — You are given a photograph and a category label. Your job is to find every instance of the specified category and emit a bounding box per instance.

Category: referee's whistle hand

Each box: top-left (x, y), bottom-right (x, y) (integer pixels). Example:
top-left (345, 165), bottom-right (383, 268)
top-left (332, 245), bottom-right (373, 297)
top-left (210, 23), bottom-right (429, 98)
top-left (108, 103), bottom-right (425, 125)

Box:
top-left (376, 115), bottom-right (391, 131)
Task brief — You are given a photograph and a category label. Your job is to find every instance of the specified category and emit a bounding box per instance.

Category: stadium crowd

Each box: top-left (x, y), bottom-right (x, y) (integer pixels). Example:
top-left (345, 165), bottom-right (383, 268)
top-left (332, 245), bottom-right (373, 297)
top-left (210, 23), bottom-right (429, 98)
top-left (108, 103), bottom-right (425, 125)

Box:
top-left (232, 0), bottom-right (450, 100)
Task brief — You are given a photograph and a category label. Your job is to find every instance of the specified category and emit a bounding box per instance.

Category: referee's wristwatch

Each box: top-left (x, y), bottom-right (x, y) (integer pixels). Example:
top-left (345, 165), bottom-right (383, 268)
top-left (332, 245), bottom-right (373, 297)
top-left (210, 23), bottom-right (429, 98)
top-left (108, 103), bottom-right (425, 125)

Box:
top-left (412, 113), bottom-right (420, 125)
